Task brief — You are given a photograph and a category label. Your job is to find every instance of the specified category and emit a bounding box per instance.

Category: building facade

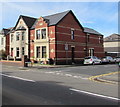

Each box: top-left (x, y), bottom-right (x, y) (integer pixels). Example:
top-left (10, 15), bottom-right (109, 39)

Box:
top-left (104, 34), bottom-right (120, 57)
top-left (0, 28), bottom-right (10, 51)
top-left (1, 10), bottom-right (104, 64)
top-left (9, 15), bottom-right (36, 59)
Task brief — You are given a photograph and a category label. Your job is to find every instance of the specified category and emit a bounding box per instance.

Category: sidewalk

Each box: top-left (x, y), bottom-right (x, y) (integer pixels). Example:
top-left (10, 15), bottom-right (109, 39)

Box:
top-left (96, 72), bottom-right (120, 84)
top-left (30, 63), bottom-right (76, 68)
top-left (29, 63), bottom-right (83, 68)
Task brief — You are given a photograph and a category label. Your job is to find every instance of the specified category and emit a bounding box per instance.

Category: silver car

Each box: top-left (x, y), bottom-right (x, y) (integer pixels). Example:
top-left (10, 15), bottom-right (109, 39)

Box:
top-left (101, 56), bottom-right (115, 63)
top-left (84, 56), bottom-right (102, 65)
top-left (114, 57), bottom-right (120, 63)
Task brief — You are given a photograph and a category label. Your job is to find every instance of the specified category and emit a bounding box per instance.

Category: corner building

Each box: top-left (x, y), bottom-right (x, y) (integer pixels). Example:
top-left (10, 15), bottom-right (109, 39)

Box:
top-left (30, 10), bottom-right (104, 64)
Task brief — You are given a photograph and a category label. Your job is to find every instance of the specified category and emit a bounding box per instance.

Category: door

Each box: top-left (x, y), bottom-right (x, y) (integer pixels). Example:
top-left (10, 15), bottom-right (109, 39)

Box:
top-left (71, 47), bottom-right (75, 63)
top-left (89, 48), bottom-right (94, 56)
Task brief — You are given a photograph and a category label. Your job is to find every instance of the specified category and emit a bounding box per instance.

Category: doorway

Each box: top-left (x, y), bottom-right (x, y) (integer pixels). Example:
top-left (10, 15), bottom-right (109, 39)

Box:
top-left (89, 48), bottom-right (94, 56)
top-left (71, 47), bottom-right (75, 63)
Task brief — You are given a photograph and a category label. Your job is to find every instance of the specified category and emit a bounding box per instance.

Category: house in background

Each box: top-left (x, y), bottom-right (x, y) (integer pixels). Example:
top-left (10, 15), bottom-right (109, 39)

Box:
top-left (104, 33), bottom-right (120, 57)
top-left (0, 28), bottom-right (13, 56)
top-left (0, 28), bottom-right (10, 51)
top-left (1, 10), bottom-right (104, 64)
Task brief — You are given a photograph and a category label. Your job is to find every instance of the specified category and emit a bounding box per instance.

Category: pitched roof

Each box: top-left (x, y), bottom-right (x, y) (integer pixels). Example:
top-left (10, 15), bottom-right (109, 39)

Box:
top-left (43, 10), bottom-right (70, 26)
top-left (0, 28), bottom-right (12, 35)
top-left (84, 27), bottom-right (103, 35)
top-left (31, 10), bottom-right (84, 30)
top-left (104, 34), bottom-right (120, 42)
top-left (14, 15), bottom-right (37, 29)
top-left (31, 10), bottom-right (71, 29)
top-left (21, 15), bottom-right (37, 28)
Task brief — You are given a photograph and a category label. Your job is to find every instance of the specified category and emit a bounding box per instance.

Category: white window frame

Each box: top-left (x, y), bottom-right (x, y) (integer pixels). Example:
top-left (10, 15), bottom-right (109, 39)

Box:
top-left (41, 28), bottom-right (46, 39)
top-left (16, 32), bottom-right (20, 41)
top-left (36, 46), bottom-right (40, 58)
top-left (42, 46), bottom-right (46, 58)
top-left (35, 28), bottom-right (47, 40)
top-left (16, 47), bottom-right (19, 57)
top-left (36, 29), bottom-right (41, 39)
top-left (22, 47), bottom-right (24, 55)
top-left (22, 32), bottom-right (25, 40)
top-left (71, 29), bottom-right (74, 40)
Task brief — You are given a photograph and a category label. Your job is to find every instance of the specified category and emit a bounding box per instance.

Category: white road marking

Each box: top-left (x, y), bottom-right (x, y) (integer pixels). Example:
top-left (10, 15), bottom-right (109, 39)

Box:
top-left (103, 65), bottom-right (116, 68)
top-left (56, 73), bottom-right (61, 75)
top-left (1, 73), bottom-right (36, 82)
top-left (43, 71), bottom-right (88, 80)
top-left (73, 76), bottom-right (79, 78)
top-left (70, 88), bottom-right (120, 101)
top-left (54, 71), bottom-right (61, 73)
top-left (65, 74), bottom-right (72, 77)
top-left (81, 78), bottom-right (88, 80)
top-left (45, 72), bottom-right (55, 74)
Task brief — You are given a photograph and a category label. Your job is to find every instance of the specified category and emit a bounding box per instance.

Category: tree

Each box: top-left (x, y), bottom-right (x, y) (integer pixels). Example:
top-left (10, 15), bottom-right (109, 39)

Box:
top-left (0, 50), bottom-right (7, 59)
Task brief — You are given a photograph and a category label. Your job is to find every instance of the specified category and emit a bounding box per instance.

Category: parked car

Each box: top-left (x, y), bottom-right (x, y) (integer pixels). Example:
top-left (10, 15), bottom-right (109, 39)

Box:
top-left (119, 62), bottom-right (120, 67)
top-left (84, 56), bottom-right (102, 65)
top-left (101, 56), bottom-right (115, 63)
top-left (114, 56), bottom-right (120, 63)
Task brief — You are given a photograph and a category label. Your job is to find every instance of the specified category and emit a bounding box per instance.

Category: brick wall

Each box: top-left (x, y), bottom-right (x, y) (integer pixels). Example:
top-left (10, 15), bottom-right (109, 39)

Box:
top-left (49, 26), bottom-right (56, 59)
top-left (55, 12), bottom-right (86, 64)
top-left (29, 12), bottom-right (104, 64)
top-left (0, 60), bottom-right (22, 67)
top-left (87, 33), bottom-right (104, 58)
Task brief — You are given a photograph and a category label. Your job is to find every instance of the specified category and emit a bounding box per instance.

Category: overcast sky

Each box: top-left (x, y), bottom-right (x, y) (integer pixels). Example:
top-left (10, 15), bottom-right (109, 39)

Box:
top-left (0, 1), bottom-right (118, 37)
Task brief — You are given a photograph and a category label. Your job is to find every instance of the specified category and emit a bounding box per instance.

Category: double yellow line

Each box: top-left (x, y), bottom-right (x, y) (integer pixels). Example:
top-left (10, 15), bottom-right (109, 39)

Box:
top-left (89, 71), bottom-right (120, 85)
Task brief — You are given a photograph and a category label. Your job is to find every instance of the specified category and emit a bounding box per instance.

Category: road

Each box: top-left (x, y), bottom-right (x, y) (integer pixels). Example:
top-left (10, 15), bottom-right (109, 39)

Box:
top-left (1, 64), bottom-right (120, 105)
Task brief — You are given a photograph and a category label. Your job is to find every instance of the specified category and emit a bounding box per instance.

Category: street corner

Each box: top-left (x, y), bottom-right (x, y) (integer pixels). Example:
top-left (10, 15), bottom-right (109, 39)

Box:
top-left (88, 71), bottom-right (120, 85)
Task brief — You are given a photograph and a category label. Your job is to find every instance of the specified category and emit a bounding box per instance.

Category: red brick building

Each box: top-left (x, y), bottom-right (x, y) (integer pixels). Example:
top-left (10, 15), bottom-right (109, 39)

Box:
top-left (30, 10), bottom-right (104, 64)
top-left (1, 10), bottom-right (104, 64)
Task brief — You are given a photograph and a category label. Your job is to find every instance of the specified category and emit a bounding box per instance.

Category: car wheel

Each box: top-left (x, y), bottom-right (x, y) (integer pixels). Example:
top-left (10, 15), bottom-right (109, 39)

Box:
top-left (92, 62), bottom-right (95, 65)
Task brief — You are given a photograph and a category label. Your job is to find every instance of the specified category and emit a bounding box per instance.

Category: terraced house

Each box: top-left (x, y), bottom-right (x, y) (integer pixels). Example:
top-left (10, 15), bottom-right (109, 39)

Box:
top-left (1, 10), bottom-right (104, 64)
